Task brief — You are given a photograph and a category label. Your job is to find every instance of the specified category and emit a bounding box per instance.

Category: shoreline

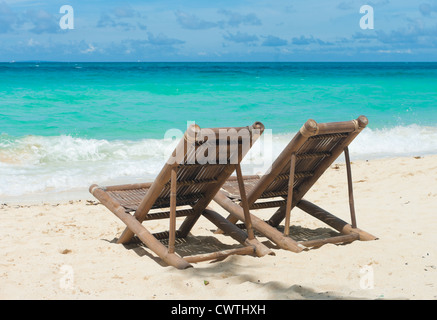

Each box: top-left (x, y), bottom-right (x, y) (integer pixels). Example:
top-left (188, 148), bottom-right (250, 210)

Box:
top-left (3, 123), bottom-right (437, 202)
top-left (2, 154), bottom-right (436, 206)
top-left (1, 154), bottom-right (436, 299)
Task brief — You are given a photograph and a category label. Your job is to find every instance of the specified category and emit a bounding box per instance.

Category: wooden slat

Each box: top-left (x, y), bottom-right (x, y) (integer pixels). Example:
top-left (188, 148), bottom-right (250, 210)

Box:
top-left (250, 200), bottom-right (287, 210)
top-left (138, 209), bottom-right (195, 220)
top-left (259, 190), bottom-right (289, 198)
top-left (153, 230), bottom-right (184, 241)
top-left (298, 233), bottom-right (359, 248)
top-left (153, 192), bottom-right (205, 207)
top-left (296, 152), bottom-right (331, 160)
top-left (178, 163), bottom-right (230, 168)
top-left (163, 177), bottom-right (218, 187)
top-left (307, 132), bottom-right (349, 140)
top-left (183, 246), bottom-right (255, 263)
top-left (275, 171), bottom-right (314, 180)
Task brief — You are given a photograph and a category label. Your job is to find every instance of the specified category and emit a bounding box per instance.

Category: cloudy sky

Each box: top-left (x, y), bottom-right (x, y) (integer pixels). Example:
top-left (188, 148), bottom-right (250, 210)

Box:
top-left (1, 0), bottom-right (437, 61)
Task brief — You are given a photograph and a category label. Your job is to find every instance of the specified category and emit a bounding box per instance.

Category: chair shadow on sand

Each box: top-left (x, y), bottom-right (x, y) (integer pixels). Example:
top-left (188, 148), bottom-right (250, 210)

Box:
top-left (105, 223), bottom-right (346, 266)
top-left (275, 225), bottom-right (343, 248)
top-left (113, 233), bottom-right (253, 264)
top-left (103, 231), bottom-right (373, 300)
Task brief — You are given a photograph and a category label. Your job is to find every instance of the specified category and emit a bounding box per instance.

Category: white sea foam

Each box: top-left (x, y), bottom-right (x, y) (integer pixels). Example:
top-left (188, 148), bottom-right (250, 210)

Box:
top-left (269, 124), bottom-right (437, 161)
top-left (0, 135), bottom-right (174, 199)
top-left (350, 125), bottom-right (437, 159)
top-left (1, 124), bottom-right (436, 200)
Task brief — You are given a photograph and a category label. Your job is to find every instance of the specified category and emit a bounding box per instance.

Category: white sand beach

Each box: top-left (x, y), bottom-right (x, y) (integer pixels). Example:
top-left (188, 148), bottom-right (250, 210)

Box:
top-left (1, 155), bottom-right (436, 300)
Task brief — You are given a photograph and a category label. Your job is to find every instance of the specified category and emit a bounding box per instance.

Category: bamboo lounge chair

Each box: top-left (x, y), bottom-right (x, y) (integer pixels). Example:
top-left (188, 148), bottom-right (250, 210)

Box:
top-left (214, 116), bottom-right (377, 253)
top-left (89, 122), bottom-right (273, 269)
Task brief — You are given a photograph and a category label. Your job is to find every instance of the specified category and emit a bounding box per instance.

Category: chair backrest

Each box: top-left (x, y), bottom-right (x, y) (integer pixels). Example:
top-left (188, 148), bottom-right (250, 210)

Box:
top-left (241, 116), bottom-right (368, 207)
top-left (133, 122), bottom-right (265, 221)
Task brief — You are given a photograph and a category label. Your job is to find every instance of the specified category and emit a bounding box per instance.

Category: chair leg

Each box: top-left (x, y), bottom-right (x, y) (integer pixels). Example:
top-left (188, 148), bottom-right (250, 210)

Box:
top-left (202, 208), bottom-right (274, 257)
top-left (235, 164), bottom-right (255, 240)
top-left (168, 167), bottom-right (177, 254)
top-left (90, 186), bottom-right (192, 269)
top-left (213, 214), bottom-right (238, 234)
top-left (296, 199), bottom-right (377, 241)
top-left (131, 220), bottom-right (192, 269)
top-left (267, 206), bottom-right (287, 227)
top-left (284, 153), bottom-right (296, 236)
top-left (344, 146), bottom-right (357, 228)
top-left (213, 191), bottom-right (304, 252)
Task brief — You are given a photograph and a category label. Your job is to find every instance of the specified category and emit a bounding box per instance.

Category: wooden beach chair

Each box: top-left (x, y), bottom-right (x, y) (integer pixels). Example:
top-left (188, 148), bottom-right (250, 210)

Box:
top-left (90, 122), bottom-right (273, 269)
top-left (214, 116), bottom-right (377, 253)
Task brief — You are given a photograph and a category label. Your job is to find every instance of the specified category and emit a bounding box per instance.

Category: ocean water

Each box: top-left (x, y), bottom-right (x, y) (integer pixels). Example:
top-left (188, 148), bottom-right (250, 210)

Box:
top-left (1, 62), bottom-right (437, 201)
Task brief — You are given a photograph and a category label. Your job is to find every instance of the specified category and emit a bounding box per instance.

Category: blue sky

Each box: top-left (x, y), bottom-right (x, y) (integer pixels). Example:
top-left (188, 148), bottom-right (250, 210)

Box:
top-left (1, 0), bottom-right (437, 61)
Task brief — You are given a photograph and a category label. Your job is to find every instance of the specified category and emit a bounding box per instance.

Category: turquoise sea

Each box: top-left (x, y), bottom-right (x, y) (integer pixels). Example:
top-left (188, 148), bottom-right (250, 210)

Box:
top-left (1, 62), bottom-right (437, 200)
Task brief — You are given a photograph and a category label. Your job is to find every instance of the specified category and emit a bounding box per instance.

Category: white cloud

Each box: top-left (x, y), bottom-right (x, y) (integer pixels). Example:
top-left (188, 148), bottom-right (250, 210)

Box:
top-left (27, 38), bottom-right (39, 46)
top-left (378, 49), bottom-right (412, 53)
top-left (81, 43), bottom-right (96, 54)
top-left (175, 10), bottom-right (217, 30)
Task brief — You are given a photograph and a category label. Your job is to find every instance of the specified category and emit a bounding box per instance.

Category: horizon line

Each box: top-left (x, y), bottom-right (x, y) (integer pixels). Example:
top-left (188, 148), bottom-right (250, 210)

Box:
top-left (3, 60), bottom-right (437, 63)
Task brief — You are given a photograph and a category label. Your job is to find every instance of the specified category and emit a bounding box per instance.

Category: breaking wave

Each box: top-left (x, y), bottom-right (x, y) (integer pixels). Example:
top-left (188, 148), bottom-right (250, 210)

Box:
top-left (1, 124), bottom-right (436, 198)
